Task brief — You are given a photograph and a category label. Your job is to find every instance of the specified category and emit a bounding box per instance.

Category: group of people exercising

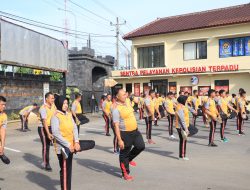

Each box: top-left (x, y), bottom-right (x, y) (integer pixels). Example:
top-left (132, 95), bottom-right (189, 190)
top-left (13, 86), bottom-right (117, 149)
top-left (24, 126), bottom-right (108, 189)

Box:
top-left (0, 86), bottom-right (248, 188)
top-left (101, 87), bottom-right (248, 179)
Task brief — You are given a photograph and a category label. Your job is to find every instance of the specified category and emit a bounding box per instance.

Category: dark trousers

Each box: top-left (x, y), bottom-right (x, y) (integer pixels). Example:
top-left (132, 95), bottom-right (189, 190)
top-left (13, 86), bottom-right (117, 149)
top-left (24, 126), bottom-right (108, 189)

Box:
top-left (139, 108), bottom-right (144, 120)
top-left (57, 153), bottom-right (73, 190)
top-left (159, 105), bottom-right (165, 118)
top-left (192, 115), bottom-right (197, 127)
top-left (103, 114), bottom-right (110, 134)
top-left (177, 128), bottom-right (187, 158)
top-left (119, 130), bottom-right (145, 175)
top-left (145, 116), bottom-right (152, 140)
top-left (110, 121), bottom-right (119, 152)
top-left (220, 119), bottom-right (227, 139)
top-left (20, 115), bottom-right (28, 130)
top-left (38, 127), bottom-right (51, 166)
top-left (167, 114), bottom-right (174, 136)
top-left (154, 112), bottom-right (159, 125)
top-left (209, 120), bottom-right (217, 144)
top-left (237, 113), bottom-right (243, 134)
top-left (75, 114), bottom-right (83, 135)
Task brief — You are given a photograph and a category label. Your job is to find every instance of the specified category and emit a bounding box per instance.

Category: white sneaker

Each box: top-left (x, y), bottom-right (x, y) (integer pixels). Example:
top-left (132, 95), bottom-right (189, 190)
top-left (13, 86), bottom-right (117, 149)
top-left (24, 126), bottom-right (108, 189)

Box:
top-left (170, 135), bottom-right (176, 139)
top-left (179, 157), bottom-right (189, 161)
top-left (41, 162), bottom-right (46, 169)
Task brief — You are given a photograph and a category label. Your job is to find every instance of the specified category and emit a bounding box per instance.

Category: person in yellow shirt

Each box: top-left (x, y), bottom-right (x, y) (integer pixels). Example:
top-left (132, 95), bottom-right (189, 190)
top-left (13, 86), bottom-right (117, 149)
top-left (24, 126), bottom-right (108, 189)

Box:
top-left (38, 92), bottom-right (56, 171)
top-left (218, 90), bottom-right (238, 142)
top-left (187, 90), bottom-right (200, 128)
top-left (71, 93), bottom-right (83, 134)
top-left (51, 95), bottom-right (80, 190)
top-left (158, 94), bottom-right (165, 118)
top-left (102, 94), bottom-right (112, 136)
top-left (204, 89), bottom-right (221, 147)
top-left (231, 94), bottom-right (237, 109)
top-left (112, 89), bottom-right (145, 181)
top-left (19, 103), bottom-right (38, 132)
top-left (0, 96), bottom-right (10, 164)
top-left (165, 92), bottom-right (176, 139)
top-left (237, 89), bottom-right (247, 135)
top-left (154, 93), bottom-right (162, 126)
top-left (144, 90), bottom-right (156, 144)
top-left (138, 93), bottom-right (145, 120)
top-left (201, 93), bottom-right (209, 127)
top-left (175, 95), bottom-right (190, 160)
top-left (110, 97), bottom-right (119, 154)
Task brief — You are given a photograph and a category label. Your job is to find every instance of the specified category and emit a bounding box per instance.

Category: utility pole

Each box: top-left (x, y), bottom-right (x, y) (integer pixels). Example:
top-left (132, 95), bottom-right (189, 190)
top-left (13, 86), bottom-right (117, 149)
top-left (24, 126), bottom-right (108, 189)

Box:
top-left (110, 17), bottom-right (126, 68)
top-left (58, 8), bottom-right (77, 47)
top-left (88, 34), bottom-right (91, 48)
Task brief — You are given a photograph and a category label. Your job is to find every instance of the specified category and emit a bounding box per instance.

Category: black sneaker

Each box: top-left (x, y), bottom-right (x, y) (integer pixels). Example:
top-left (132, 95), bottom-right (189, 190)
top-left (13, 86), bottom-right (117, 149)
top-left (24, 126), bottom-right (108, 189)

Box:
top-left (26, 128), bottom-right (31, 131)
top-left (208, 143), bottom-right (218, 147)
top-left (106, 133), bottom-right (111, 136)
top-left (45, 164), bottom-right (52, 171)
top-left (239, 132), bottom-right (246, 136)
top-left (0, 154), bottom-right (10, 165)
top-left (22, 129), bottom-right (27, 132)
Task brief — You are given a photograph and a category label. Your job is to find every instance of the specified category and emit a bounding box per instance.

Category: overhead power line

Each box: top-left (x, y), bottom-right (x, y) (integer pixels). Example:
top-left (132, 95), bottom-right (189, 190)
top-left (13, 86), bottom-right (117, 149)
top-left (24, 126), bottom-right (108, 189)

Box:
top-left (91, 0), bottom-right (134, 30)
top-left (68, 0), bottom-right (112, 23)
top-left (47, 0), bottom-right (112, 30)
top-left (0, 11), bottom-right (113, 37)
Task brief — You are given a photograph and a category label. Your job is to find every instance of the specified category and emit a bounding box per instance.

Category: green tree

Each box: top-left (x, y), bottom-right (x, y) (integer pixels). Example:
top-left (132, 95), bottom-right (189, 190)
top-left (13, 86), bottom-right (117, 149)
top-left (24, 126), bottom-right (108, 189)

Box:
top-left (16, 67), bottom-right (33, 74)
top-left (50, 72), bottom-right (63, 82)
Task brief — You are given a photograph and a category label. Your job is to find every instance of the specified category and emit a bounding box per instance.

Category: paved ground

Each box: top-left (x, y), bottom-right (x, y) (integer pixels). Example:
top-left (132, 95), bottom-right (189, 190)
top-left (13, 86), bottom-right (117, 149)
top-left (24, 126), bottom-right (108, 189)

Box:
top-left (1, 113), bottom-right (250, 190)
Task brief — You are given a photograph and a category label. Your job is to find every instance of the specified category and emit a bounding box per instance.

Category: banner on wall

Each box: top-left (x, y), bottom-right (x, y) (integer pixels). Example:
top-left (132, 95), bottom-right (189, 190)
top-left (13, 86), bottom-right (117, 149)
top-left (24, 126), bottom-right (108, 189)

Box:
top-left (134, 83), bottom-right (140, 97)
top-left (215, 85), bottom-right (229, 92)
top-left (219, 39), bottom-right (233, 58)
top-left (198, 86), bottom-right (211, 96)
top-left (233, 38), bottom-right (245, 56)
top-left (169, 82), bottom-right (177, 93)
top-left (214, 80), bottom-right (229, 92)
top-left (180, 86), bottom-right (192, 94)
top-left (245, 37), bottom-right (250, 56)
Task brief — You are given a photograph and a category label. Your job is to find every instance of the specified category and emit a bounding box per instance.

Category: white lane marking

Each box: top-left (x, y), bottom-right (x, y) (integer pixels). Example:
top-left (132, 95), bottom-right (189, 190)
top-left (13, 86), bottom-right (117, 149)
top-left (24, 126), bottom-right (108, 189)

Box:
top-left (5, 147), bottom-right (21, 153)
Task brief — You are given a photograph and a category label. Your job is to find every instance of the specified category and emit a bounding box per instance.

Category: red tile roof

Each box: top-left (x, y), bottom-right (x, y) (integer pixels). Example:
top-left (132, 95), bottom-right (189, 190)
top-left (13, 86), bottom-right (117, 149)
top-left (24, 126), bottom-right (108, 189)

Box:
top-left (123, 3), bottom-right (250, 40)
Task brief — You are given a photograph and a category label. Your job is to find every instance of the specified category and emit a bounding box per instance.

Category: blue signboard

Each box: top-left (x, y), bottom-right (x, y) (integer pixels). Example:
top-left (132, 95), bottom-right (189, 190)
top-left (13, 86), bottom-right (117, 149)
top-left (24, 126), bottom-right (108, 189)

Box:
top-left (219, 39), bottom-right (232, 58)
top-left (245, 37), bottom-right (250, 56)
top-left (233, 38), bottom-right (239, 56)
top-left (238, 38), bottom-right (244, 56)
top-left (233, 38), bottom-right (245, 56)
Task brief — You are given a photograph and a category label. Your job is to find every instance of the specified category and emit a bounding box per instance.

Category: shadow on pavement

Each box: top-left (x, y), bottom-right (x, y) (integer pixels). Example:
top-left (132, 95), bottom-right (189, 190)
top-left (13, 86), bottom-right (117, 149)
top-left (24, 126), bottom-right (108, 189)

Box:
top-left (26, 171), bottom-right (59, 190)
top-left (94, 144), bottom-right (114, 154)
top-left (75, 158), bottom-right (121, 178)
top-left (33, 138), bottom-right (41, 143)
top-left (144, 147), bottom-right (178, 160)
top-left (0, 178), bottom-right (4, 181)
top-left (23, 153), bottom-right (43, 169)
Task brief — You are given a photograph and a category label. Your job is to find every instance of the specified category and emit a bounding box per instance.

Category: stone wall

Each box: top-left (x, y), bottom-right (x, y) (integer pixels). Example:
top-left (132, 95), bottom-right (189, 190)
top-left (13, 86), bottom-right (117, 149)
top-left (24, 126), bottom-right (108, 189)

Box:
top-left (67, 48), bottom-right (114, 112)
top-left (0, 73), bottom-right (63, 113)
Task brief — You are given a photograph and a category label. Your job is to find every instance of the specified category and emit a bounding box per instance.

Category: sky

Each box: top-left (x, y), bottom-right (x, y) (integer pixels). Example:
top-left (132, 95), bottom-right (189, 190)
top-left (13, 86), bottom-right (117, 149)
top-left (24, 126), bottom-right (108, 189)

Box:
top-left (1, 0), bottom-right (249, 67)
